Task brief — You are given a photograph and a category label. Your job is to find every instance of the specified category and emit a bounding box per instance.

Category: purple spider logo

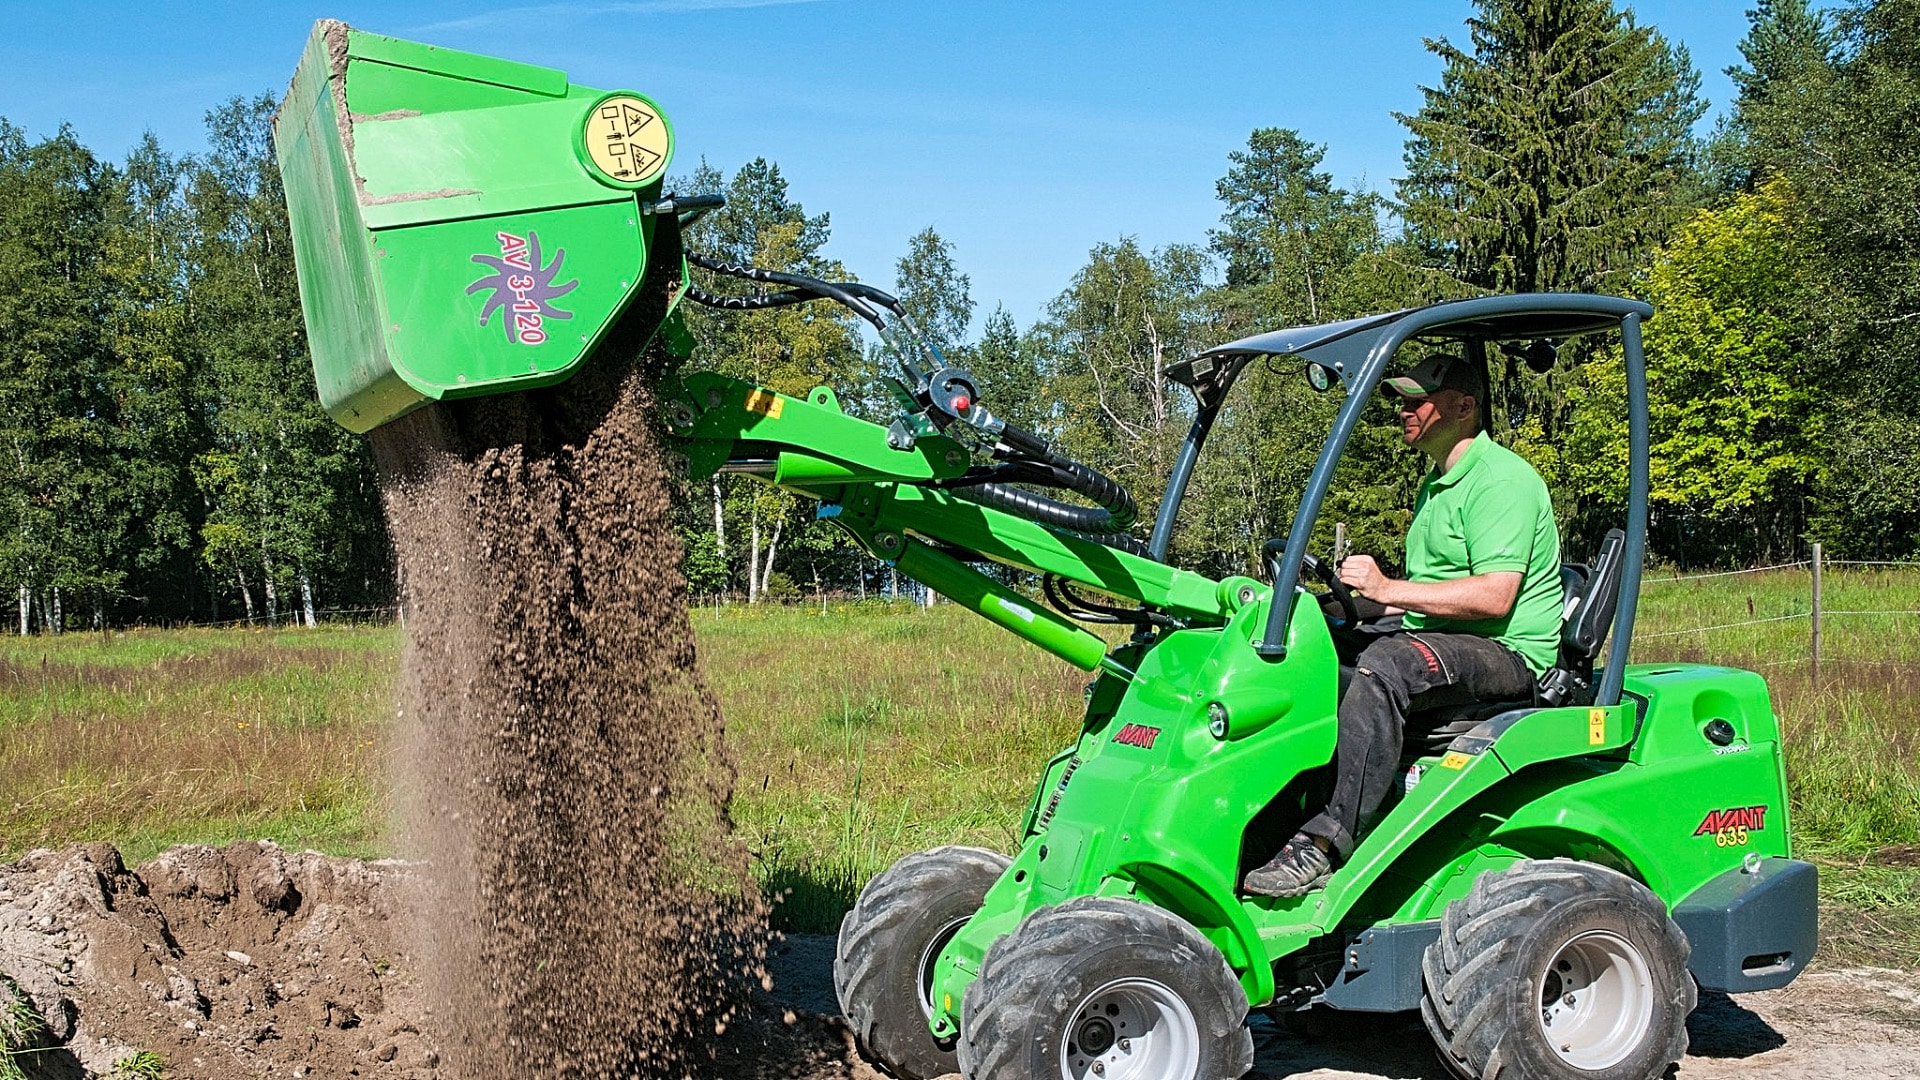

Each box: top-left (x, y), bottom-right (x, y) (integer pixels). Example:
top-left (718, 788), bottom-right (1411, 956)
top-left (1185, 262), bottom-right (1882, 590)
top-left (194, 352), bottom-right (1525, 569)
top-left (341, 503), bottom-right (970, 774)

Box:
top-left (468, 231), bottom-right (579, 345)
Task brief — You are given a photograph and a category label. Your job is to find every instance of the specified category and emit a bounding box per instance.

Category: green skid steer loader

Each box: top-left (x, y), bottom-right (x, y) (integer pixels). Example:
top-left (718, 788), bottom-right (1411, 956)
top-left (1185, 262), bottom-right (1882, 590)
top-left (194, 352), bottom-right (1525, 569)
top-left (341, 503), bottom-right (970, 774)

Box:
top-left (274, 23), bottom-right (1818, 1080)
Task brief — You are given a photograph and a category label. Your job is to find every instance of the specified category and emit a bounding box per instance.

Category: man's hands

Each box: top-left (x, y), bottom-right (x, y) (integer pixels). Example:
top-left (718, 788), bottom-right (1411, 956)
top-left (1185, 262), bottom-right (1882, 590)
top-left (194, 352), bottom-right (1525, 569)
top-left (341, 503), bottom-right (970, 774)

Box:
top-left (1336, 555), bottom-right (1390, 596)
top-left (1336, 554), bottom-right (1523, 622)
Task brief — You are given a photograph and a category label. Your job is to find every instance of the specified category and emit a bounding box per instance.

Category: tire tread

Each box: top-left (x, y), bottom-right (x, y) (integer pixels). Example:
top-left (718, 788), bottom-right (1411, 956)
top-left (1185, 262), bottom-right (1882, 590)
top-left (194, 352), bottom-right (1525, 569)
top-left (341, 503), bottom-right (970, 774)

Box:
top-left (1419, 858), bottom-right (1696, 1080)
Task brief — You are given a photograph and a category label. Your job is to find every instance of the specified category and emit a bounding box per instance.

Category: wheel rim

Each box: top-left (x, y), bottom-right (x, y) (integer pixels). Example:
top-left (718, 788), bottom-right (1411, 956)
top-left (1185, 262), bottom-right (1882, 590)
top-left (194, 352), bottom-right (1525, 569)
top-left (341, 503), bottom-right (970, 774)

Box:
top-left (1057, 977), bottom-right (1200, 1080)
top-left (917, 916), bottom-right (970, 1021)
top-left (1536, 929), bottom-right (1655, 1070)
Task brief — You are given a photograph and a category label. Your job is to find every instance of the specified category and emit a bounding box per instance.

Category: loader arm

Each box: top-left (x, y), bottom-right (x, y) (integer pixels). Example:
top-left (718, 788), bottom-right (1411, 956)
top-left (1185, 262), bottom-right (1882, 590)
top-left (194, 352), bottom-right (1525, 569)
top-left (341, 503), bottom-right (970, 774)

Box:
top-left (665, 371), bottom-right (1242, 670)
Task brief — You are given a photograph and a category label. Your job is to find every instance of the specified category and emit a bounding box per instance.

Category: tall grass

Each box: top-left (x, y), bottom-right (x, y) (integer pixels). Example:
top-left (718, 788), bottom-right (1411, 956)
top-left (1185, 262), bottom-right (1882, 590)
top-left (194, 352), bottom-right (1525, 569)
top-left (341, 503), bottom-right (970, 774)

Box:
top-left (1636, 567), bottom-right (1920, 965)
top-left (2, 569), bottom-right (1915, 961)
top-left (699, 602), bottom-right (1096, 930)
top-left (0, 625), bottom-right (394, 864)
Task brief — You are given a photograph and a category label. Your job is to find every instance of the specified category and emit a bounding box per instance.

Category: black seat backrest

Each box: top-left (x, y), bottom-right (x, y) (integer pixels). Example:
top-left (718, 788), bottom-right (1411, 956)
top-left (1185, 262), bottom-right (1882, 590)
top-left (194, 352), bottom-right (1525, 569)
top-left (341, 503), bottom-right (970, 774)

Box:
top-left (1537, 528), bottom-right (1628, 707)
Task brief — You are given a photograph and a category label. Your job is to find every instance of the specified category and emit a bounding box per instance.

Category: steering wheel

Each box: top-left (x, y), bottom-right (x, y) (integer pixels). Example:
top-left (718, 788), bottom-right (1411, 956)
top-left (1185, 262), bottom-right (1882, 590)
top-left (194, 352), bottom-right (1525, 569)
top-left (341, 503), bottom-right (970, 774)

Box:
top-left (1300, 552), bottom-right (1360, 631)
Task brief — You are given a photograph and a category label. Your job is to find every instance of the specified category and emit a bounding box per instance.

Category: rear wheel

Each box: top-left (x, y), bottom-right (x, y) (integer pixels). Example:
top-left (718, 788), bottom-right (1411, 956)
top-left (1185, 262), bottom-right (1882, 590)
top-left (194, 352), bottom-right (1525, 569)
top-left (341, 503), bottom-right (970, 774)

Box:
top-left (957, 896), bottom-right (1254, 1080)
top-left (834, 846), bottom-right (1009, 1079)
top-left (1420, 859), bottom-right (1694, 1080)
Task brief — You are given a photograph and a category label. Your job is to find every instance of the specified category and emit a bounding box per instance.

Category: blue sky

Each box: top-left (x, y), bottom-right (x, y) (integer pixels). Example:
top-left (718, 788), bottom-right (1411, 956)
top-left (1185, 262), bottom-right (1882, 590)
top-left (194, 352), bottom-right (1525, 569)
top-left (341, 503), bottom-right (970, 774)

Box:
top-left (4, 1), bottom-right (1753, 329)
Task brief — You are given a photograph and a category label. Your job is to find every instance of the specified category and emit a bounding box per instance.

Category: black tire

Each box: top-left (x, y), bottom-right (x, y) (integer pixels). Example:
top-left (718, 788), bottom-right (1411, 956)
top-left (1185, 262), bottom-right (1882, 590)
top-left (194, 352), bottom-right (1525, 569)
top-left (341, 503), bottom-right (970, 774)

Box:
top-left (834, 846), bottom-right (1010, 1079)
top-left (957, 896), bottom-right (1255, 1080)
top-left (1420, 858), bottom-right (1695, 1080)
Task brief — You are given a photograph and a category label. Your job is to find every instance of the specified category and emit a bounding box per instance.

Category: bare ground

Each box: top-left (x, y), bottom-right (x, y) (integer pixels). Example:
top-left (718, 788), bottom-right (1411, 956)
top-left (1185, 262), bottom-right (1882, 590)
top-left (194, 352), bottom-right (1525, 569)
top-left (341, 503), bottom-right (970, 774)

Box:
top-left (3, 843), bottom-right (1917, 1079)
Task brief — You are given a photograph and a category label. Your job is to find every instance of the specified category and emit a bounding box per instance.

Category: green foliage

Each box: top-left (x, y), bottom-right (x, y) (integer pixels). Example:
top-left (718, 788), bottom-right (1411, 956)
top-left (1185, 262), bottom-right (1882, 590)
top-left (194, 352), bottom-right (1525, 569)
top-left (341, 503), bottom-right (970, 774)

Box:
top-left (891, 226), bottom-right (975, 356)
top-left (1711, 0), bottom-right (1835, 191)
top-left (1397, 0), bottom-right (1705, 295)
top-left (1627, 181), bottom-right (1822, 563)
top-left (7, 0), bottom-right (1920, 616)
top-left (1027, 238), bottom-right (1210, 504)
top-left (111, 1049), bottom-right (166, 1079)
top-left (0, 975), bottom-right (45, 1080)
top-left (188, 95), bottom-right (389, 626)
top-left (1781, 0), bottom-right (1920, 393)
top-left (0, 97), bottom-right (390, 633)
top-left (679, 159), bottom-right (873, 600)
top-left (1721, 0), bottom-right (1920, 557)
top-left (1210, 128), bottom-right (1388, 330)
top-left (0, 122), bottom-right (132, 629)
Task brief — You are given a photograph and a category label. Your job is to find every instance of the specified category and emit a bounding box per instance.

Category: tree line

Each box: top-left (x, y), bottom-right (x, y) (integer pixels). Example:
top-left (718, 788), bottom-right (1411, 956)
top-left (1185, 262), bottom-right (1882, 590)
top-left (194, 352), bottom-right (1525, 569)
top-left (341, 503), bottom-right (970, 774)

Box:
top-left (0, 96), bottom-right (388, 632)
top-left (3, 0), bottom-right (1914, 629)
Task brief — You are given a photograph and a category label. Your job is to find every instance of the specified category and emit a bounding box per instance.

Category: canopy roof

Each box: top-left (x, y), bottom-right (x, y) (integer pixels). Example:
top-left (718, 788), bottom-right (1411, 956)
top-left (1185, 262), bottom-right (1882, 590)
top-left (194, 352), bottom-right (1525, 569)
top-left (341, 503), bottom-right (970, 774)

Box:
top-left (1167, 293), bottom-right (1653, 398)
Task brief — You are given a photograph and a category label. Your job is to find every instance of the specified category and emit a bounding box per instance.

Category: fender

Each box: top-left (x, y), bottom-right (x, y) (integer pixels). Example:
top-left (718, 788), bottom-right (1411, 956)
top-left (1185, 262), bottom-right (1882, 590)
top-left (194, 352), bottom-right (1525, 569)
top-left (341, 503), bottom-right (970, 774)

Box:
top-left (1124, 858), bottom-right (1277, 1008)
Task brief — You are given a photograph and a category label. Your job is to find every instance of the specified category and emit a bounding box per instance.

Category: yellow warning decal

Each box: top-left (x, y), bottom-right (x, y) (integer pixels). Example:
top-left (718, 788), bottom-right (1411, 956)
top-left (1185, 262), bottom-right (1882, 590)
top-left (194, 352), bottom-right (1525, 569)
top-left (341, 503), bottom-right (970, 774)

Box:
top-left (743, 388), bottom-right (784, 419)
top-left (1439, 751), bottom-right (1470, 770)
top-left (583, 93), bottom-right (670, 186)
top-left (1589, 708), bottom-right (1608, 745)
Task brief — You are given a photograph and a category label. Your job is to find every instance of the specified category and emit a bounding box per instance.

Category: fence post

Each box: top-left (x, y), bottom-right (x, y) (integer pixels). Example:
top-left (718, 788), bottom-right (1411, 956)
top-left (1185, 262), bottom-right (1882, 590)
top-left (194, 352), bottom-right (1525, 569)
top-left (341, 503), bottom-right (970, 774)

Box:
top-left (1334, 522), bottom-right (1348, 565)
top-left (1811, 542), bottom-right (1823, 684)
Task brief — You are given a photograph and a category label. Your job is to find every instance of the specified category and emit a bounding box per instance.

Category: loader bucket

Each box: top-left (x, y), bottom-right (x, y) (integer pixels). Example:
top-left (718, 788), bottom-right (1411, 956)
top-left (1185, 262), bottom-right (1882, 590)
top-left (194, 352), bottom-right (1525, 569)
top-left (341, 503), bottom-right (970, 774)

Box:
top-left (273, 21), bottom-right (681, 432)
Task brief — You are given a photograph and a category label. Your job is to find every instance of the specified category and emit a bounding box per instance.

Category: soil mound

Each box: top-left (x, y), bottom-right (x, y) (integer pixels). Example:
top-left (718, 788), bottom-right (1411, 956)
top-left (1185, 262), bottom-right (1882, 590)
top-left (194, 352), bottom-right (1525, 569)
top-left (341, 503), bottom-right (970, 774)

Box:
top-left (0, 844), bottom-right (866, 1079)
top-left (0, 841), bottom-right (430, 1079)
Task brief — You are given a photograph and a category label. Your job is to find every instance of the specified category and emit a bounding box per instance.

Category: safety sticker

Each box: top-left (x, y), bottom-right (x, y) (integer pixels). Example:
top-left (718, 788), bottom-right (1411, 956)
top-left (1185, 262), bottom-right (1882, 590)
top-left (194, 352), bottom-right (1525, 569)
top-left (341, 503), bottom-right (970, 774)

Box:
top-left (583, 94), bottom-right (670, 185)
top-left (467, 230), bottom-right (577, 345)
top-left (744, 388), bottom-right (784, 419)
top-left (1438, 751), bottom-right (1470, 770)
top-left (1588, 708), bottom-right (1607, 745)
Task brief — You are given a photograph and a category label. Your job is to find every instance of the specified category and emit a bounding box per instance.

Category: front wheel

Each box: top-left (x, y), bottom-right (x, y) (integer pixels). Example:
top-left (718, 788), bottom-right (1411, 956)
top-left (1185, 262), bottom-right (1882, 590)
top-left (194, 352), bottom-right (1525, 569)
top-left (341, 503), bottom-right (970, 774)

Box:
top-left (1421, 859), bottom-right (1695, 1080)
top-left (957, 896), bottom-right (1254, 1080)
top-left (834, 846), bottom-right (1010, 1079)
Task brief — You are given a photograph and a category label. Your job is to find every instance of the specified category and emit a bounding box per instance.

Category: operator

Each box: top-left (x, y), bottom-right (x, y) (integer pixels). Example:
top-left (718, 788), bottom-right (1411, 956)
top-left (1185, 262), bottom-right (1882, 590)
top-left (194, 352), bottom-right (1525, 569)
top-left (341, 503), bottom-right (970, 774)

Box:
top-left (1244, 353), bottom-right (1564, 898)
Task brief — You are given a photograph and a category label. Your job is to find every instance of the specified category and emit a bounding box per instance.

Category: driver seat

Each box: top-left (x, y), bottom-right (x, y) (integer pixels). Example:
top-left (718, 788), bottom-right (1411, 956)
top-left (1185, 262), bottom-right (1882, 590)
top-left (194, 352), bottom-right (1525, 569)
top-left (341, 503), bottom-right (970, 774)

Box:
top-left (1404, 529), bottom-right (1629, 754)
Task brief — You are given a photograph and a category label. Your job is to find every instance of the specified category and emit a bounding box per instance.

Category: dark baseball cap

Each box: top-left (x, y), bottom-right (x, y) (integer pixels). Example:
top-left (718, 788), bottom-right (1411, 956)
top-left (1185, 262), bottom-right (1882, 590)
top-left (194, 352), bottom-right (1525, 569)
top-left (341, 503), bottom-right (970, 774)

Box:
top-left (1383, 353), bottom-right (1483, 400)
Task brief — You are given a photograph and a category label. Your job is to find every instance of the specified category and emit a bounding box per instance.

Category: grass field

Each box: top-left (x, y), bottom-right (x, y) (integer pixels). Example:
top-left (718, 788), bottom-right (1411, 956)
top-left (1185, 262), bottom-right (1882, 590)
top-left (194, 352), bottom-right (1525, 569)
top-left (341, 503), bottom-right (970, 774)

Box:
top-left (3, 568), bottom-right (1916, 963)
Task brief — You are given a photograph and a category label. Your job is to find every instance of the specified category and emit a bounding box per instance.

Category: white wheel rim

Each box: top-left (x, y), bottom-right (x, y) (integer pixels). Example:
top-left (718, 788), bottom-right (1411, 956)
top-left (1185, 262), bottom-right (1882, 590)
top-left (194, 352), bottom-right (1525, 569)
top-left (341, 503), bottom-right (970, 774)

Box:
top-left (1536, 929), bottom-right (1656, 1070)
top-left (1058, 977), bottom-right (1200, 1080)
top-left (917, 916), bottom-right (970, 1021)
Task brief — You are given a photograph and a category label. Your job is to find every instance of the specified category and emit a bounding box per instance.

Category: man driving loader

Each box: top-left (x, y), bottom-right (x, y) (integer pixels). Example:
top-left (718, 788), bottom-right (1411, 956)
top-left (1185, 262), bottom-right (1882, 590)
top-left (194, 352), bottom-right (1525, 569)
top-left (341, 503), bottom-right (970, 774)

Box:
top-left (1244, 353), bottom-right (1564, 898)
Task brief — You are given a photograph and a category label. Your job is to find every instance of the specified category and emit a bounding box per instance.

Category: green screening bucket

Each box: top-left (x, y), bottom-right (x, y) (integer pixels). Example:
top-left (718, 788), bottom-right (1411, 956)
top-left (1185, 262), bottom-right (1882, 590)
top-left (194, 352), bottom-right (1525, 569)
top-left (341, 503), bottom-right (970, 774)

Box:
top-left (273, 21), bottom-right (681, 433)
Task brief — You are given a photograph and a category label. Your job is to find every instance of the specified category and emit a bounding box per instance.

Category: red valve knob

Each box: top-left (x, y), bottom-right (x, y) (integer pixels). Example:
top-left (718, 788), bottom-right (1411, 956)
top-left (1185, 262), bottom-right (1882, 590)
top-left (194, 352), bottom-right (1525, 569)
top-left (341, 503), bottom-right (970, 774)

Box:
top-left (952, 395), bottom-right (971, 412)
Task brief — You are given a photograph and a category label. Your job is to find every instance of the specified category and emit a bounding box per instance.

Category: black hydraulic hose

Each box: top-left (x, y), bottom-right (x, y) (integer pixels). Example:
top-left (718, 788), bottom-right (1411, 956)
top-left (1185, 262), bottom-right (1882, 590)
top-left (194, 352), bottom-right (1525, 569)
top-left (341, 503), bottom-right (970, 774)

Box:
top-left (953, 479), bottom-right (1134, 535)
top-left (939, 458), bottom-right (1137, 535)
top-left (682, 281), bottom-right (815, 311)
top-left (685, 251), bottom-right (889, 330)
top-left (1044, 574), bottom-right (1175, 628)
top-left (684, 248), bottom-right (1141, 540)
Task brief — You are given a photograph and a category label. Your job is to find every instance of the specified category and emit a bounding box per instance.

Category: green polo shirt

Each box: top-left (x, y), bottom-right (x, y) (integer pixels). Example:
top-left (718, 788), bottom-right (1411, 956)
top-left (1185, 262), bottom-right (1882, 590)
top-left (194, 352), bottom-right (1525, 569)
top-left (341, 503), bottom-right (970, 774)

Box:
top-left (1401, 431), bottom-right (1563, 675)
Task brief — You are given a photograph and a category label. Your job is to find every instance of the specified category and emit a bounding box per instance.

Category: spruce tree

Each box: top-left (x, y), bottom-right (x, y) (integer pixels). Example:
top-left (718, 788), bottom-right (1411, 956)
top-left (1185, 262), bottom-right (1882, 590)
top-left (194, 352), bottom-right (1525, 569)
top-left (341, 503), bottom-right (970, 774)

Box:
top-left (1713, 0), bottom-right (1836, 189)
top-left (1210, 128), bottom-right (1386, 329)
top-left (1396, 0), bottom-right (1705, 296)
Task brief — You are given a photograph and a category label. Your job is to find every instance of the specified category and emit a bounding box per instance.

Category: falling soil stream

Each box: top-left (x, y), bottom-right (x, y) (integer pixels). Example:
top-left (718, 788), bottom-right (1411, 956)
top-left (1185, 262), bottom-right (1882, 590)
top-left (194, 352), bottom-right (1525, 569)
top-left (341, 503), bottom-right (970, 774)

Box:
top-left (361, 236), bottom-right (773, 1077)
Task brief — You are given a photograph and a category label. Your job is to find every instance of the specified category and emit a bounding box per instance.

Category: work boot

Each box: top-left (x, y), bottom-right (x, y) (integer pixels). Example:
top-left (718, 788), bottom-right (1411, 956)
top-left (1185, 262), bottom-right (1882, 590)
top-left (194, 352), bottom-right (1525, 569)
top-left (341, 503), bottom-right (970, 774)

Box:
top-left (1243, 833), bottom-right (1332, 897)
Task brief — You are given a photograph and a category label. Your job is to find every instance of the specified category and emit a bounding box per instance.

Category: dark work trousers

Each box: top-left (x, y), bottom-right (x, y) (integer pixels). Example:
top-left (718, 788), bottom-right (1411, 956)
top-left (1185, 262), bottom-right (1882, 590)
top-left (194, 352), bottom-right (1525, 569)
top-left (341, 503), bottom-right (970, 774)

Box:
top-left (1301, 631), bottom-right (1536, 859)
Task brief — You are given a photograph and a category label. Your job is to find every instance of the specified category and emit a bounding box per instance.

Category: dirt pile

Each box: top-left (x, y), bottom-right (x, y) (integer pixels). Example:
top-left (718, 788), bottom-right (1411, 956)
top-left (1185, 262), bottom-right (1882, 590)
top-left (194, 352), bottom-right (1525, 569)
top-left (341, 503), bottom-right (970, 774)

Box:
top-left (0, 844), bottom-right (871, 1079)
top-left (364, 239), bottom-right (771, 1077)
top-left (0, 841), bottom-right (431, 1079)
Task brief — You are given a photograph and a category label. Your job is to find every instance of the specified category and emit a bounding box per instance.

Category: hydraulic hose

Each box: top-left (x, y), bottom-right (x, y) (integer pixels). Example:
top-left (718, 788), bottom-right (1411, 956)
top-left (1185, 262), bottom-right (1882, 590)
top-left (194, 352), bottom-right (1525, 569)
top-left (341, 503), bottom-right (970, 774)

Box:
top-left (944, 458), bottom-right (1138, 536)
top-left (684, 251), bottom-right (890, 331)
top-left (682, 282), bottom-right (815, 312)
top-left (1044, 574), bottom-right (1173, 627)
top-left (682, 244), bottom-right (1143, 542)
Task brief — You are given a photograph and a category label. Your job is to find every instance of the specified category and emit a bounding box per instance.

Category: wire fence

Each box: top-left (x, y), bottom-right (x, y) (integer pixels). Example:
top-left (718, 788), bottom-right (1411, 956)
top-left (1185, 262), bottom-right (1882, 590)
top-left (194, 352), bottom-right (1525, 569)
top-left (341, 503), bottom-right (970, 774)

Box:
top-left (1631, 546), bottom-right (1920, 676)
